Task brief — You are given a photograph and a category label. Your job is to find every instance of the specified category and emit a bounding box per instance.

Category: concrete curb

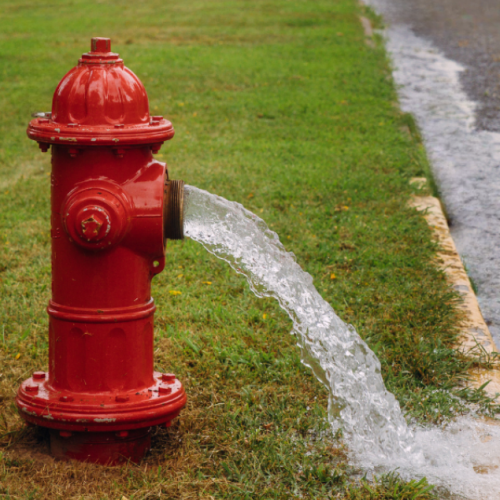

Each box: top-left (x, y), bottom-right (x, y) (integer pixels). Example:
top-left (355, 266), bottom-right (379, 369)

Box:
top-left (359, 15), bottom-right (375, 47)
top-left (410, 189), bottom-right (500, 401)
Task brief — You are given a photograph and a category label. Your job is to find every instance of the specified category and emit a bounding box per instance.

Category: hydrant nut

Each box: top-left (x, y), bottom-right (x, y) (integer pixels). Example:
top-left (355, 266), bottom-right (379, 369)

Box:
top-left (77, 207), bottom-right (109, 242)
top-left (161, 373), bottom-right (175, 383)
top-left (33, 371), bottom-right (46, 380)
top-left (81, 215), bottom-right (103, 240)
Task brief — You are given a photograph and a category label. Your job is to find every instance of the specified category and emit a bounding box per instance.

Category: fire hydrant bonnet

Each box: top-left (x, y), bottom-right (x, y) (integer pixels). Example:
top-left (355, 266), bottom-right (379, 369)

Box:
top-left (28, 37), bottom-right (174, 147)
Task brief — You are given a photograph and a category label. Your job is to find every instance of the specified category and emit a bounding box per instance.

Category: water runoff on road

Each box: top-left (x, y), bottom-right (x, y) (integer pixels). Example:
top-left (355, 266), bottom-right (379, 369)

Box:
top-left (363, 0), bottom-right (500, 351)
top-left (184, 185), bottom-right (500, 500)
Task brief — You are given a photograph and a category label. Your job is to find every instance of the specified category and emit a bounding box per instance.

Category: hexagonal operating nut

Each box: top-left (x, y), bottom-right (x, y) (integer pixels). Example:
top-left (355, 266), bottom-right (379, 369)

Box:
top-left (81, 214), bottom-right (104, 241)
top-left (75, 206), bottom-right (111, 243)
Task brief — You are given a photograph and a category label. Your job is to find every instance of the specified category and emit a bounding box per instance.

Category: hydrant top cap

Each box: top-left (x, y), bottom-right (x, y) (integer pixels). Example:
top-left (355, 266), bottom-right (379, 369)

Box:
top-left (92, 37), bottom-right (111, 52)
top-left (26, 37), bottom-right (175, 147)
top-left (79, 37), bottom-right (122, 64)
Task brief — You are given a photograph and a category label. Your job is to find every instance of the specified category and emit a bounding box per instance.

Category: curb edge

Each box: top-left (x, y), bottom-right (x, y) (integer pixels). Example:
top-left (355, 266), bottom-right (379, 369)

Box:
top-left (410, 193), bottom-right (500, 401)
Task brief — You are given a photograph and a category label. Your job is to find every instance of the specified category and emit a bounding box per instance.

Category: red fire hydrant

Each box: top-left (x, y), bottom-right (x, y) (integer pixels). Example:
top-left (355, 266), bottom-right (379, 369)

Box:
top-left (15, 38), bottom-right (187, 465)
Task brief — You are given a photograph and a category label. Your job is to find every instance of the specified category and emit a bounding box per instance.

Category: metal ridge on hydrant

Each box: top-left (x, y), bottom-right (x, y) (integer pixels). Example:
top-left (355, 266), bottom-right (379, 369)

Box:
top-left (16, 37), bottom-right (187, 465)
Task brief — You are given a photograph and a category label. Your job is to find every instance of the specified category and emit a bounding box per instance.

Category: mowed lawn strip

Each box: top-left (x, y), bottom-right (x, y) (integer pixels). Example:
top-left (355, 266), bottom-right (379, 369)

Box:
top-left (0, 0), bottom-right (495, 498)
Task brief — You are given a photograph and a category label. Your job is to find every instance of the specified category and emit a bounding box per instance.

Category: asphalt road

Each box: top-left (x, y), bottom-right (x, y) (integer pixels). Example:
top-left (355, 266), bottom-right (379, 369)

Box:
top-left (369, 0), bottom-right (500, 132)
top-left (363, 0), bottom-right (500, 344)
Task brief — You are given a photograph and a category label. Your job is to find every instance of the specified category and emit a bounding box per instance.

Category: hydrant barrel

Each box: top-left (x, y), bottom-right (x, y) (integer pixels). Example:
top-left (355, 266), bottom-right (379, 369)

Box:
top-left (16, 38), bottom-right (187, 465)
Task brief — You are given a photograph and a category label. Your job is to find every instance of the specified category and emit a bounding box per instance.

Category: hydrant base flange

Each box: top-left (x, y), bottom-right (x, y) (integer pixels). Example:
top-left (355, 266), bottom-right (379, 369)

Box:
top-left (16, 371), bottom-right (186, 433)
top-left (49, 427), bottom-right (152, 465)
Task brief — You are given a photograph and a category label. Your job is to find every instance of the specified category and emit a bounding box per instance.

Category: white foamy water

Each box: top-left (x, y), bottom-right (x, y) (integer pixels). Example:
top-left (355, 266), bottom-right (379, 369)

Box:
top-left (364, 0), bottom-right (500, 346)
top-left (184, 185), bottom-right (500, 499)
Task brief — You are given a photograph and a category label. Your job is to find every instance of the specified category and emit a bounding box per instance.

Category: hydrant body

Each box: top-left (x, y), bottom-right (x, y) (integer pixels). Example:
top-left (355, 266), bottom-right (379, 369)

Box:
top-left (15, 38), bottom-right (186, 465)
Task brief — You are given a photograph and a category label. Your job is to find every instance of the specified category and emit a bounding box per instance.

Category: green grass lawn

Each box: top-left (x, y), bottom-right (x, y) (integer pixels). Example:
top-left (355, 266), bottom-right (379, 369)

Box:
top-left (0, 0), bottom-right (496, 498)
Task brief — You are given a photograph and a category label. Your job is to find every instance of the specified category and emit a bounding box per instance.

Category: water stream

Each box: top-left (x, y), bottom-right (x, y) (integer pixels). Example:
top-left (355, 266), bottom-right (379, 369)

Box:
top-left (184, 185), bottom-right (500, 499)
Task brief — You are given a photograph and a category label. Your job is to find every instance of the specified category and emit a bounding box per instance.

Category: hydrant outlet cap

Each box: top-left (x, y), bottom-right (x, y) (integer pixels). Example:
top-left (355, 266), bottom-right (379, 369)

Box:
top-left (27, 38), bottom-right (175, 147)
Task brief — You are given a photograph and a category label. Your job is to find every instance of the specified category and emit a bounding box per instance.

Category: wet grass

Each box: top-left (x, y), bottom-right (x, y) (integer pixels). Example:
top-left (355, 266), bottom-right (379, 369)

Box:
top-left (0, 0), bottom-right (497, 498)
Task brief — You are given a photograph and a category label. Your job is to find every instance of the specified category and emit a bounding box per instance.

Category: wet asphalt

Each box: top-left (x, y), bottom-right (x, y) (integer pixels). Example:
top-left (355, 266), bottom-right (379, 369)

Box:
top-left (369, 0), bottom-right (500, 132)
top-left (362, 0), bottom-right (500, 342)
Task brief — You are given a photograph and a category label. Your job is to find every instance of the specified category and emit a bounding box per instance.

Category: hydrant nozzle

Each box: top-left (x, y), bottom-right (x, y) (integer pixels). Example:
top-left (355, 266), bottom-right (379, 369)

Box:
top-left (164, 179), bottom-right (185, 241)
top-left (16, 38), bottom-right (187, 465)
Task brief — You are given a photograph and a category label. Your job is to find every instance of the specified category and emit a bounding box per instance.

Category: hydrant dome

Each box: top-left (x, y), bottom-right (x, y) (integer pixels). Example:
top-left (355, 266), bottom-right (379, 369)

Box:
top-left (27, 37), bottom-right (174, 147)
top-left (52, 64), bottom-right (149, 127)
